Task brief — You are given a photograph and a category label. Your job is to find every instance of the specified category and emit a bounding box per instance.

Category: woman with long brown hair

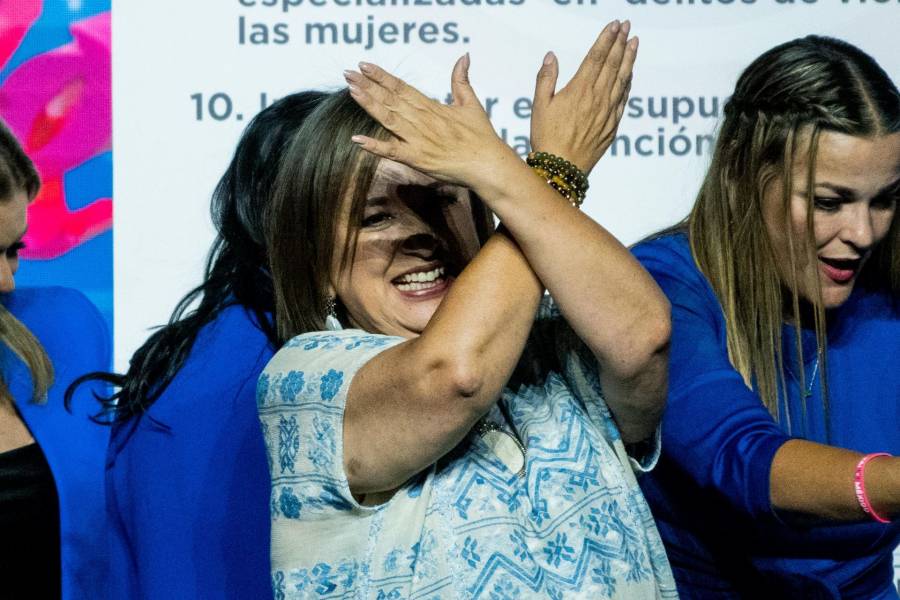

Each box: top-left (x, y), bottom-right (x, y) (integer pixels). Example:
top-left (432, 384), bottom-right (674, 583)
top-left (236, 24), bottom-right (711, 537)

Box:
top-left (0, 119), bottom-right (110, 599)
top-left (259, 22), bottom-right (678, 599)
top-left (632, 36), bottom-right (900, 597)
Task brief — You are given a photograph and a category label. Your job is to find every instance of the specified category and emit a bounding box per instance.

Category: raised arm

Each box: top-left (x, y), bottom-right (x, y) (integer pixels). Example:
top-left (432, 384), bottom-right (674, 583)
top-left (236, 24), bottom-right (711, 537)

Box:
top-left (340, 22), bottom-right (669, 497)
top-left (516, 21), bottom-right (670, 444)
top-left (349, 22), bottom-right (669, 446)
top-left (340, 59), bottom-right (543, 495)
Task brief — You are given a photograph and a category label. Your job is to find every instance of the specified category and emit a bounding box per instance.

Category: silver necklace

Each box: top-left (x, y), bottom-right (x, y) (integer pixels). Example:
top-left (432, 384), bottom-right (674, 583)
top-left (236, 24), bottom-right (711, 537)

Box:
top-left (802, 356), bottom-right (820, 399)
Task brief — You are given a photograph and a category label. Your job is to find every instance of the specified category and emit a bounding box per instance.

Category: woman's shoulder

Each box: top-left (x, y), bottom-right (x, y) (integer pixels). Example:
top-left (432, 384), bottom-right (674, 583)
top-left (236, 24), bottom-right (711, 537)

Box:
top-left (3, 286), bottom-right (109, 365)
top-left (136, 304), bottom-right (278, 417)
top-left (266, 330), bottom-right (401, 370)
top-left (631, 231), bottom-right (696, 274)
top-left (4, 286), bottom-right (104, 330)
top-left (183, 302), bottom-right (275, 367)
top-left (259, 330), bottom-right (404, 409)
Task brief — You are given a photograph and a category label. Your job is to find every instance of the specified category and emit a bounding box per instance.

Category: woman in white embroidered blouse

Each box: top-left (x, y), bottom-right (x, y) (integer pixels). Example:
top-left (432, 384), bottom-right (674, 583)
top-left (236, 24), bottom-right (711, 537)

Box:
top-left (259, 21), bottom-right (676, 599)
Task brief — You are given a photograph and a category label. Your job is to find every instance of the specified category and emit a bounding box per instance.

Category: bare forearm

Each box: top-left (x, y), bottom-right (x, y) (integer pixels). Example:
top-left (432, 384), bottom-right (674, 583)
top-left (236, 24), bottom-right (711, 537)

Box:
top-left (770, 439), bottom-right (900, 520)
top-left (475, 161), bottom-right (668, 372)
top-left (414, 229), bottom-right (542, 396)
top-left (345, 230), bottom-right (541, 493)
top-left (471, 160), bottom-right (670, 441)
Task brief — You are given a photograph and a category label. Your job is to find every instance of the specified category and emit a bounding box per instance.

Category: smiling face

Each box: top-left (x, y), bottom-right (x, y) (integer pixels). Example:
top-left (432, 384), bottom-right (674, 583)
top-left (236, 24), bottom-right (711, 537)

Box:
top-left (0, 190), bottom-right (28, 293)
top-left (331, 159), bottom-right (481, 338)
top-left (762, 130), bottom-right (900, 309)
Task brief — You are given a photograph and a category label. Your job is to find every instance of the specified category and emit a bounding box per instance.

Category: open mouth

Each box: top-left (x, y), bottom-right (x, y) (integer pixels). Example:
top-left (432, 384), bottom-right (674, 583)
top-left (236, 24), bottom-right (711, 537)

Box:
top-left (392, 265), bottom-right (449, 294)
top-left (818, 256), bottom-right (862, 284)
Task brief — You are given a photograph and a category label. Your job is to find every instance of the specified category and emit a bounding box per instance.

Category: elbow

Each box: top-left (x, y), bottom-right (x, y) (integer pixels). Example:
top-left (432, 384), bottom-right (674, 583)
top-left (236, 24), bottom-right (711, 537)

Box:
top-left (440, 355), bottom-right (486, 402)
top-left (603, 308), bottom-right (670, 445)
top-left (639, 306), bottom-right (672, 370)
top-left (615, 300), bottom-right (671, 382)
top-left (425, 351), bottom-right (491, 424)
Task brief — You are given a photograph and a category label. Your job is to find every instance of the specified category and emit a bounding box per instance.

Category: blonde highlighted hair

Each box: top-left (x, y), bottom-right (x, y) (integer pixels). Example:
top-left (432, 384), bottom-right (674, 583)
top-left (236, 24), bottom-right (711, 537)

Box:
top-left (688, 36), bottom-right (900, 434)
top-left (0, 120), bottom-right (53, 404)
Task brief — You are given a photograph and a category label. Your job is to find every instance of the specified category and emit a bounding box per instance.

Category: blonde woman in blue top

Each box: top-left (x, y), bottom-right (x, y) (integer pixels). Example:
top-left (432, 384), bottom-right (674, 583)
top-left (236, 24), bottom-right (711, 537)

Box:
top-left (0, 120), bottom-right (110, 599)
top-left (260, 22), bottom-right (677, 599)
top-left (632, 37), bottom-right (900, 598)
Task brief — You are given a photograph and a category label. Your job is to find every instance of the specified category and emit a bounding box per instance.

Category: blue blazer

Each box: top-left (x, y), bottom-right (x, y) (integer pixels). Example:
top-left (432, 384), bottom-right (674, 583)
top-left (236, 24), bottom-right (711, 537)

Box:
top-left (106, 303), bottom-right (275, 599)
top-left (4, 287), bottom-right (111, 599)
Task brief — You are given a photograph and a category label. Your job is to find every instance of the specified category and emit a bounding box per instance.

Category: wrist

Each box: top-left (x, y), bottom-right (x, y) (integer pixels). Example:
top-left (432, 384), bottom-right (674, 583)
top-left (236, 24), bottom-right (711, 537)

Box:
top-left (864, 455), bottom-right (900, 519)
top-left (531, 143), bottom-right (592, 174)
top-left (466, 149), bottom-right (531, 204)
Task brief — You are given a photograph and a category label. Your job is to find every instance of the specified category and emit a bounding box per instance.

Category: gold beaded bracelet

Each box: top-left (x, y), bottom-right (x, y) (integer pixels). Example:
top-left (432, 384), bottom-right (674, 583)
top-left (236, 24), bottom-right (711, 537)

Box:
top-left (526, 151), bottom-right (589, 208)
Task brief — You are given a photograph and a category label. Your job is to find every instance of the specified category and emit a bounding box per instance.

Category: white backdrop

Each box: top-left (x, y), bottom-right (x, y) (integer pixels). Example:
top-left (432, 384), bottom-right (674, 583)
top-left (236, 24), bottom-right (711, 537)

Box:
top-left (113, 0), bottom-right (899, 585)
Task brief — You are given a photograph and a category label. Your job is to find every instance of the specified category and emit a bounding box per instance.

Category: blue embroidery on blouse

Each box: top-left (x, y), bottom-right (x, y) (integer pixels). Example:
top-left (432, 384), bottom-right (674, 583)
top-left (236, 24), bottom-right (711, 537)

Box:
top-left (259, 320), bottom-right (676, 599)
top-left (280, 371), bottom-right (305, 402)
top-left (319, 370), bottom-right (343, 402)
top-left (278, 415), bottom-right (300, 473)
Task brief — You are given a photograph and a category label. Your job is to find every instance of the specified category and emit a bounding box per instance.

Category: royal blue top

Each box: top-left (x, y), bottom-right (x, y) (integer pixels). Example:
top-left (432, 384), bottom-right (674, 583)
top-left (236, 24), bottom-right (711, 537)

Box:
top-left (106, 304), bottom-right (276, 599)
top-left (4, 286), bottom-right (111, 599)
top-left (633, 233), bottom-right (900, 599)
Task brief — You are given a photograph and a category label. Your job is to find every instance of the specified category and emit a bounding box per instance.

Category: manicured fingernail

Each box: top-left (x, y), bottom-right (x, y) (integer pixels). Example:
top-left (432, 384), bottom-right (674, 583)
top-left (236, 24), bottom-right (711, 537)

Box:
top-left (629, 37), bottom-right (639, 51)
top-left (610, 20), bottom-right (620, 33)
top-left (462, 52), bottom-right (470, 69)
top-left (348, 83), bottom-right (361, 95)
top-left (351, 135), bottom-right (365, 145)
top-left (543, 51), bottom-right (555, 65)
top-left (359, 62), bottom-right (374, 74)
top-left (622, 20), bottom-right (631, 35)
top-left (343, 70), bottom-right (360, 82)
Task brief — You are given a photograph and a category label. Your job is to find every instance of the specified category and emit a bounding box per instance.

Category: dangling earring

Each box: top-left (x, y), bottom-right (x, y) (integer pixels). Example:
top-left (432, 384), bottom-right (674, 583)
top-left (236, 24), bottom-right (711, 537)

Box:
top-left (324, 296), bottom-right (343, 331)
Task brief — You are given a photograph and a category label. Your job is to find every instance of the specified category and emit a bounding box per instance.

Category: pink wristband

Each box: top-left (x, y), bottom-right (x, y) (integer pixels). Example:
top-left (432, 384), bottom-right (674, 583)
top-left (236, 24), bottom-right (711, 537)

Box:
top-left (853, 452), bottom-right (892, 524)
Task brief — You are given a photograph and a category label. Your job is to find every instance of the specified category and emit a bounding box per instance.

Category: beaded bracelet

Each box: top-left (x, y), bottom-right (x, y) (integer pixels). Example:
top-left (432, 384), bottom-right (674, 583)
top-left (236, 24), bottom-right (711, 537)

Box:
top-left (526, 151), bottom-right (589, 208)
top-left (853, 452), bottom-right (892, 524)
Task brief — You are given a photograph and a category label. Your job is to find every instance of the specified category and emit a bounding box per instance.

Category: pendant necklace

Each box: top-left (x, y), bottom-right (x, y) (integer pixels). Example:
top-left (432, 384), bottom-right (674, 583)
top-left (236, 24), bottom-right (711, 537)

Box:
top-left (802, 356), bottom-right (820, 399)
top-left (476, 403), bottom-right (526, 477)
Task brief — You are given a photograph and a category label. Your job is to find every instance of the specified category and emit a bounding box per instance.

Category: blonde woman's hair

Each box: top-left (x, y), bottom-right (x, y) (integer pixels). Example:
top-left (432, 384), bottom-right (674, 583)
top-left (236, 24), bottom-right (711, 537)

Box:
top-left (0, 120), bottom-right (53, 405)
top-left (688, 36), bottom-right (900, 435)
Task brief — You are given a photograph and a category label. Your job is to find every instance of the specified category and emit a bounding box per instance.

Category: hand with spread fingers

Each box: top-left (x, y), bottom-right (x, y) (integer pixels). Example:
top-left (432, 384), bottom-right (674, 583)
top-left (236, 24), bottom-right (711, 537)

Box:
top-left (344, 55), bottom-right (517, 192)
top-left (531, 20), bottom-right (637, 174)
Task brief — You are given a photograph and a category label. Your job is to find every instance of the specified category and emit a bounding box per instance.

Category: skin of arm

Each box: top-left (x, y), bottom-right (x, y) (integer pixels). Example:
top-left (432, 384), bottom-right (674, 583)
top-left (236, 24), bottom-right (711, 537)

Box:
top-left (482, 23), bottom-right (669, 444)
top-left (344, 231), bottom-right (542, 494)
top-left (472, 162), bottom-right (669, 445)
top-left (342, 22), bottom-right (667, 494)
top-left (770, 439), bottom-right (900, 521)
top-left (641, 243), bottom-right (899, 523)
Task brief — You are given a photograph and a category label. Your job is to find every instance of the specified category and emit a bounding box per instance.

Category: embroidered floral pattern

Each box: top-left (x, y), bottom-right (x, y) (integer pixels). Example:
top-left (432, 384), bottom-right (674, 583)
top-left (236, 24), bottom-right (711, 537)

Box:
top-left (258, 320), bottom-right (676, 599)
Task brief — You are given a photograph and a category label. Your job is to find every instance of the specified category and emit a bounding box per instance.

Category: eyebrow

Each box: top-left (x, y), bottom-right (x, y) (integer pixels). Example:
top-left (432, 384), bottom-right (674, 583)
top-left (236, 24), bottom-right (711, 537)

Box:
top-left (366, 181), bottom-right (453, 205)
top-left (364, 196), bottom-right (389, 207)
top-left (815, 176), bottom-right (900, 200)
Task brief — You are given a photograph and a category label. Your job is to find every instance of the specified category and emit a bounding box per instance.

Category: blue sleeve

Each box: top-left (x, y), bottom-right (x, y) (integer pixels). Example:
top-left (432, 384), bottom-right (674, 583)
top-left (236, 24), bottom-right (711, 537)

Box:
top-left (633, 238), bottom-right (791, 520)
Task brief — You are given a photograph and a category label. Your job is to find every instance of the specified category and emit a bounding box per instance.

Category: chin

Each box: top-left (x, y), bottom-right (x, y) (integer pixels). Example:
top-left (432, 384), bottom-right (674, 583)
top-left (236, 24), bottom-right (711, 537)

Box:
top-left (820, 285), bottom-right (854, 310)
top-left (390, 275), bottom-right (454, 335)
top-left (400, 299), bottom-right (444, 335)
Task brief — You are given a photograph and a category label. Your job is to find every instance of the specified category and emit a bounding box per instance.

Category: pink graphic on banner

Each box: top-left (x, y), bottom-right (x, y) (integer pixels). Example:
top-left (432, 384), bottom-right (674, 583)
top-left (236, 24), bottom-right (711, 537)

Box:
top-left (0, 9), bottom-right (111, 259)
top-left (0, 1), bottom-right (43, 71)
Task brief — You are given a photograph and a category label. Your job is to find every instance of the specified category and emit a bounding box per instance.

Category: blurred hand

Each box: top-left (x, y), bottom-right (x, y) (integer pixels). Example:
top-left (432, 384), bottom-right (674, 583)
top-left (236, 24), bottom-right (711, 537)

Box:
top-left (345, 56), bottom-right (517, 192)
top-left (530, 20), bottom-right (637, 175)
